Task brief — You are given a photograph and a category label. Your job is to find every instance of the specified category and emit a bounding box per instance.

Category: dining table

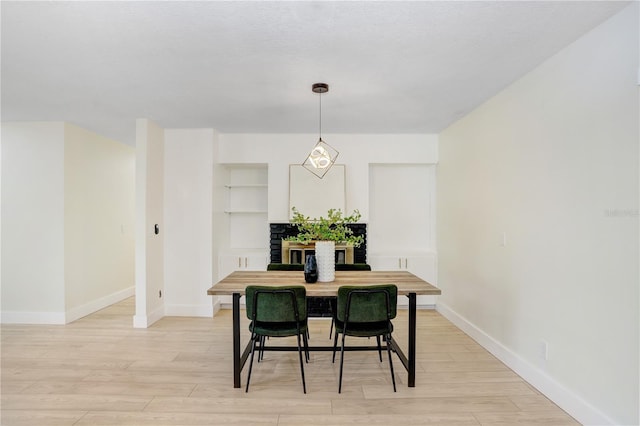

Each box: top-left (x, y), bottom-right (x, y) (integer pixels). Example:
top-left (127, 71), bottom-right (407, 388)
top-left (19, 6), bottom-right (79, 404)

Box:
top-left (207, 269), bottom-right (441, 388)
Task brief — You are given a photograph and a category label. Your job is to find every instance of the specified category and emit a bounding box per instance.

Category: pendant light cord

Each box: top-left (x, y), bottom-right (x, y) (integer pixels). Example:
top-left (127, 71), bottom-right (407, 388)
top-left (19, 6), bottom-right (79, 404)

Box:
top-left (318, 91), bottom-right (322, 140)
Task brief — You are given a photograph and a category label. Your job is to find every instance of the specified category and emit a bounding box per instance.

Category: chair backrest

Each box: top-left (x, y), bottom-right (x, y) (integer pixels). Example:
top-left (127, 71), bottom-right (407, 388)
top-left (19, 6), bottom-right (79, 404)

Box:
top-left (337, 284), bottom-right (397, 323)
top-left (245, 285), bottom-right (307, 322)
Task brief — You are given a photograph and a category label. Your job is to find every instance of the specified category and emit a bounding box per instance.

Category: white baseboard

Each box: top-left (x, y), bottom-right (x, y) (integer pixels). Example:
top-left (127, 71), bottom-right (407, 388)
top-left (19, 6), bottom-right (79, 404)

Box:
top-left (398, 304), bottom-right (436, 310)
top-left (65, 286), bottom-right (135, 323)
top-left (212, 298), bottom-right (221, 316)
top-left (132, 314), bottom-right (147, 328)
top-left (1, 286), bottom-right (135, 325)
top-left (219, 303), bottom-right (237, 310)
top-left (133, 304), bottom-right (164, 328)
top-left (436, 302), bottom-right (615, 426)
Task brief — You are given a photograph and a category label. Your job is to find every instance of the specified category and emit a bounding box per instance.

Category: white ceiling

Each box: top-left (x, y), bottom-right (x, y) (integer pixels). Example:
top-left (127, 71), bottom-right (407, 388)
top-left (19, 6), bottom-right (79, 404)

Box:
top-left (1, 1), bottom-right (629, 146)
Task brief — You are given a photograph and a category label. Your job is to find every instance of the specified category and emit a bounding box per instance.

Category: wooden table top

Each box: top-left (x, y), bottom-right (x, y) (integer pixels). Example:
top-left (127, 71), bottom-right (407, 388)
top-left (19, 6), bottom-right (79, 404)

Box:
top-left (207, 270), bottom-right (441, 297)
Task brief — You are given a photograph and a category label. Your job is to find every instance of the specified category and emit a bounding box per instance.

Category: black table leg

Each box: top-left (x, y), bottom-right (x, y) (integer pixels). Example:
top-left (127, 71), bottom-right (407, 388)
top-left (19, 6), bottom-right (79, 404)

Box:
top-left (230, 290), bottom-right (418, 388)
top-left (232, 292), bottom-right (241, 388)
top-left (408, 292), bottom-right (417, 387)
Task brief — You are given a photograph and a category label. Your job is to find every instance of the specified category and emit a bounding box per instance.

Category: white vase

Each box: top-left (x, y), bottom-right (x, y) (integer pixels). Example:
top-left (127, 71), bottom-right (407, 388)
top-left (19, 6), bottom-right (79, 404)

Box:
top-left (315, 241), bottom-right (335, 282)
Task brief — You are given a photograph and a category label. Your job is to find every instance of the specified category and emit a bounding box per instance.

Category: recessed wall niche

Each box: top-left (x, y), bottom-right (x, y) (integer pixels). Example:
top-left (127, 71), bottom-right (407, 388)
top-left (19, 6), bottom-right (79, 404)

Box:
top-left (289, 164), bottom-right (345, 220)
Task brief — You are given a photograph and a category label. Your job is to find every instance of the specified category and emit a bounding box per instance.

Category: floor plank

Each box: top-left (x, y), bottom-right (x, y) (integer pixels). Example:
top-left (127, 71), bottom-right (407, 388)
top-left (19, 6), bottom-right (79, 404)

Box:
top-left (0, 297), bottom-right (579, 425)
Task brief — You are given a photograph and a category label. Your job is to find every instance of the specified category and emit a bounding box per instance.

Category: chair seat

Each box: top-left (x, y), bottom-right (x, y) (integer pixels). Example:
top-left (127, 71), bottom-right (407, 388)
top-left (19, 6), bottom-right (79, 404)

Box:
top-left (334, 319), bottom-right (393, 337)
top-left (249, 320), bottom-right (308, 337)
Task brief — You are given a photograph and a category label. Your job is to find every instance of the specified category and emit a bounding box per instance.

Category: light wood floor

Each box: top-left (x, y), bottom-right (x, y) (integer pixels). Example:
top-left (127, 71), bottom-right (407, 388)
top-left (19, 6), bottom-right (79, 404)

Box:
top-left (1, 297), bottom-right (579, 425)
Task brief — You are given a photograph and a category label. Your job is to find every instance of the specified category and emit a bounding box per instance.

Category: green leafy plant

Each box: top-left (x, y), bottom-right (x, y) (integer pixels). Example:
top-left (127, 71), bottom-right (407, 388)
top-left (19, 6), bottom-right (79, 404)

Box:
top-left (287, 207), bottom-right (364, 247)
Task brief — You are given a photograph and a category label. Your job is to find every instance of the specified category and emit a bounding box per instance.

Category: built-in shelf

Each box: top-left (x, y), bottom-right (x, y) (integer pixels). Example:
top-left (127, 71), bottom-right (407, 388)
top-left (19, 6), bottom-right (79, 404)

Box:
top-left (224, 172), bottom-right (268, 215)
top-left (221, 163), bottom-right (269, 262)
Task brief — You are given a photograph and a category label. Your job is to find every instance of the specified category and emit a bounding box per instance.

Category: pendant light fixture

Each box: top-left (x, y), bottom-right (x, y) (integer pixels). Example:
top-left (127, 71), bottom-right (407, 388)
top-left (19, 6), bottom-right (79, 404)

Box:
top-left (303, 83), bottom-right (339, 179)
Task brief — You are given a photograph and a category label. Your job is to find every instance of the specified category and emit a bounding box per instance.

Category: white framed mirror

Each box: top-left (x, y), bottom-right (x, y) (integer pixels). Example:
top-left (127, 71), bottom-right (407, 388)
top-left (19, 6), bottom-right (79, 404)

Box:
top-left (289, 164), bottom-right (345, 219)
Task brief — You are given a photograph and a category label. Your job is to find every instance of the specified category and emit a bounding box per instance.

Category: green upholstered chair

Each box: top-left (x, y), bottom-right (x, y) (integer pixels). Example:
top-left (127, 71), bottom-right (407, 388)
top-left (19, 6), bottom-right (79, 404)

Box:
top-left (332, 284), bottom-right (398, 393)
top-left (245, 285), bottom-right (309, 393)
top-left (266, 263), bottom-right (374, 337)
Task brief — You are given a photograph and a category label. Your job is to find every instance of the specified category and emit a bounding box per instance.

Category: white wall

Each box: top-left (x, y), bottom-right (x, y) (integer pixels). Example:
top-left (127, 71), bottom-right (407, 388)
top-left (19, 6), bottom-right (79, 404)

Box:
top-left (1, 122), bottom-right (66, 323)
top-left (134, 119), bottom-right (165, 327)
top-left (155, 132), bottom-right (437, 312)
top-left (437, 4), bottom-right (638, 425)
top-left (164, 129), bottom-right (214, 317)
top-left (1, 122), bottom-right (135, 324)
top-left (210, 130), bottom-right (225, 313)
top-left (218, 133), bottom-right (438, 222)
top-left (64, 123), bottom-right (135, 321)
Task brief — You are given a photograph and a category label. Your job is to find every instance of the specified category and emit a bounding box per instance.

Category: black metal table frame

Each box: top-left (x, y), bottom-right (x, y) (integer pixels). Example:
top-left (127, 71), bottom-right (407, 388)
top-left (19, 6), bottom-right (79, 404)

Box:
top-left (231, 292), bottom-right (418, 388)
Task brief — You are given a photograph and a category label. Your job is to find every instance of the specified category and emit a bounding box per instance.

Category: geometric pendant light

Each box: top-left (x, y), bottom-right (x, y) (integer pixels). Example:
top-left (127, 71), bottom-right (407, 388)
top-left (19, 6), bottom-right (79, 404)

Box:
top-left (302, 83), bottom-right (339, 179)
